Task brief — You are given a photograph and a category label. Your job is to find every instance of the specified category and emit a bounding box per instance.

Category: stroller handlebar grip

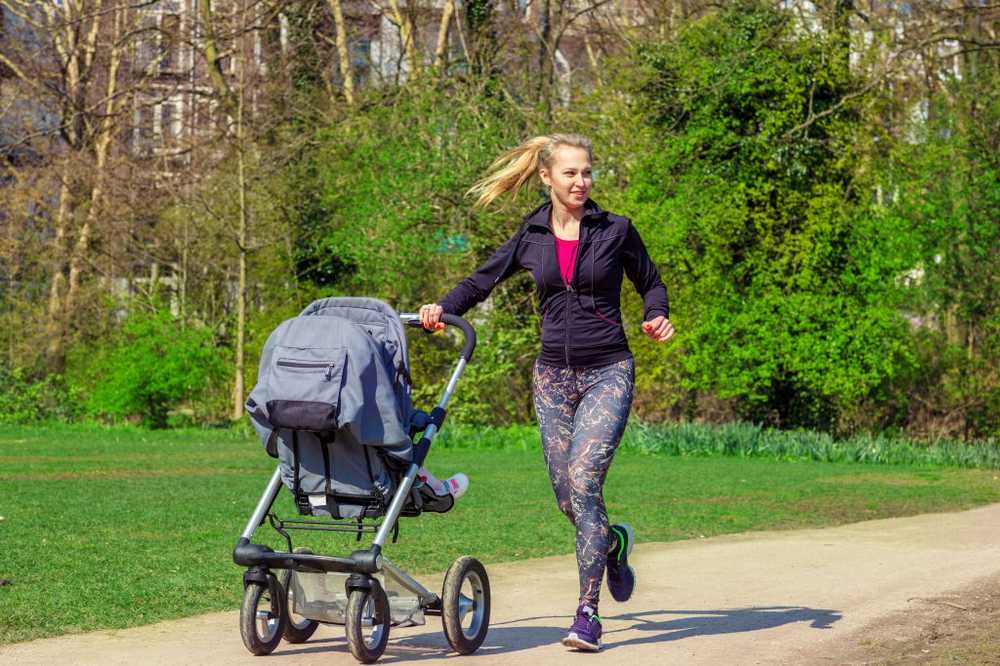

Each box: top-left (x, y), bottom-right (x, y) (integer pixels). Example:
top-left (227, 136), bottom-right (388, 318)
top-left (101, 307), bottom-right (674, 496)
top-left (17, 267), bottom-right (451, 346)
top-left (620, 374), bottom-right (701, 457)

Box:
top-left (403, 313), bottom-right (477, 362)
top-left (441, 314), bottom-right (476, 362)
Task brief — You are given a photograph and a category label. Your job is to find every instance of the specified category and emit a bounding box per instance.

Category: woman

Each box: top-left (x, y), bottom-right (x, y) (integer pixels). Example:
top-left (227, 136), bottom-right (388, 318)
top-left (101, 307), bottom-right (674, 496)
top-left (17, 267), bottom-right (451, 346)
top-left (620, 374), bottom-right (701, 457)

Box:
top-left (420, 134), bottom-right (674, 652)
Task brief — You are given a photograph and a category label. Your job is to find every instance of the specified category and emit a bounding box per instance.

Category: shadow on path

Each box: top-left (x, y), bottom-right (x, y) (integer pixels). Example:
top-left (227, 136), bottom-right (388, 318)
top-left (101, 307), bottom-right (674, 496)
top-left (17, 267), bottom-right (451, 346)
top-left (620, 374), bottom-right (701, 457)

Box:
top-left (268, 605), bottom-right (841, 660)
top-left (601, 606), bottom-right (842, 651)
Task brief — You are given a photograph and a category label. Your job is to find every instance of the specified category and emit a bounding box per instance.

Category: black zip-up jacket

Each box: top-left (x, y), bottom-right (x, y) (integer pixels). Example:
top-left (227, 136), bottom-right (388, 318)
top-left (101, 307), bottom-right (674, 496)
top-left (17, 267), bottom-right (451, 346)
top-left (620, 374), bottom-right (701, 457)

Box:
top-left (438, 199), bottom-right (668, 368)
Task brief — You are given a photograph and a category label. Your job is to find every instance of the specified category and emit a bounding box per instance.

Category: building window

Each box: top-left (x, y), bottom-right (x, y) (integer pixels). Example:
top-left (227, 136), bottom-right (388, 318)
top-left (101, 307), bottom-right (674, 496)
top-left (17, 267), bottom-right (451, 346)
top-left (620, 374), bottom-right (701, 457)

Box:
top-left (160, 14), bottom-right (182, 73)
top-left (351, 38), bottom-right (371, 88)
top-left (134, 102), bottom-right (156, 155)
top-left (160, 101), bottom-right (178, 142)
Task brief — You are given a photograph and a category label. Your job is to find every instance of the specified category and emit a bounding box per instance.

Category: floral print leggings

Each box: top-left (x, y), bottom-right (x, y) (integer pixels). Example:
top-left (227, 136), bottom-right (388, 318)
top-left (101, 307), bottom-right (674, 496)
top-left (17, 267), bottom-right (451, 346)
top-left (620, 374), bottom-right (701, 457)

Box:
top-left (532, 357), bottom-right (635, 609)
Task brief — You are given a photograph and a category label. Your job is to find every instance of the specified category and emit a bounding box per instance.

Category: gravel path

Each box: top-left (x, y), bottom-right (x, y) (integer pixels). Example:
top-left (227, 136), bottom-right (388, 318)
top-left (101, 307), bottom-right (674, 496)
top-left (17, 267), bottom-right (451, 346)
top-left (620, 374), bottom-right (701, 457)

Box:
top-left (6, 503), bottom-right (1000, 665)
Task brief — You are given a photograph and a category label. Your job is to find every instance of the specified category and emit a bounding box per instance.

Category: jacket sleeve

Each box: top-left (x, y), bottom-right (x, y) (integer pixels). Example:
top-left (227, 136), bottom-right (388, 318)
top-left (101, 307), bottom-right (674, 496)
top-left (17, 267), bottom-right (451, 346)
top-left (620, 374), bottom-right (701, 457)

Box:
top-left (438, 227), bottom-right (524, 316)
top-left (622, 221), bottom-right (669, 321)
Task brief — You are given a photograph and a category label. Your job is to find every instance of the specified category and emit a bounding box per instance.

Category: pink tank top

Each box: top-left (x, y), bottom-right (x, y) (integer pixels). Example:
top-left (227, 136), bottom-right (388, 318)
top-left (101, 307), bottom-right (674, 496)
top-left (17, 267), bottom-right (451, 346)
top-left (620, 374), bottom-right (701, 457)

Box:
top-left (555, 236), bottom-right (579, 286)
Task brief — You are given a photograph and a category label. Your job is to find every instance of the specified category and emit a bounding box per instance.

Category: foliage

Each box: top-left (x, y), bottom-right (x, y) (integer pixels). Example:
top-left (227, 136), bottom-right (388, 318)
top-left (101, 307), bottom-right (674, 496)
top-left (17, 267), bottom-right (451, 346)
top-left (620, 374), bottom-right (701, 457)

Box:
top-left (2, 1), bottom-right (997, 439)
top-left (65, 309), bottom-right (228, 428)
top-left (624, 2), bottom-right (916, 431)
top-left (0, 367), bottom-right (79, 424)
top-left (296, 82), bottom-right (547, 422)
top-left (880, 56), bottom-right (1000, 440)
top-left (435, 420), bottom-right (1000, 470)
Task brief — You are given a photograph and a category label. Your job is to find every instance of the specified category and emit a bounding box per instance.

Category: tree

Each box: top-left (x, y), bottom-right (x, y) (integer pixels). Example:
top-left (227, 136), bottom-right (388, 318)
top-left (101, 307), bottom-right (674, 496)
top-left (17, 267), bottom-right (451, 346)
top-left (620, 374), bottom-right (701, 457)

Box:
top-left (627, 1), bottom-right (916, 430)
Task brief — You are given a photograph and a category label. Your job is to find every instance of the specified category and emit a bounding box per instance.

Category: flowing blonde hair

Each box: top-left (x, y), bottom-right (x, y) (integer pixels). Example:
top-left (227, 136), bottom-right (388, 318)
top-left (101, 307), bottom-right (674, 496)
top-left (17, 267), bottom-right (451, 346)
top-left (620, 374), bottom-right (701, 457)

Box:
top-left (467, 134), bottom-right (593, 209)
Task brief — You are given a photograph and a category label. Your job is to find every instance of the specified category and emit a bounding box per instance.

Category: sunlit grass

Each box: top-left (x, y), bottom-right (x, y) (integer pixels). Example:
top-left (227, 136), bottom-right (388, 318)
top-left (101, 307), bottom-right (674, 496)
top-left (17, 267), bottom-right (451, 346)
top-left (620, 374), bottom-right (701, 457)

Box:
top-left (2, 423), bottom-right (1000, 644)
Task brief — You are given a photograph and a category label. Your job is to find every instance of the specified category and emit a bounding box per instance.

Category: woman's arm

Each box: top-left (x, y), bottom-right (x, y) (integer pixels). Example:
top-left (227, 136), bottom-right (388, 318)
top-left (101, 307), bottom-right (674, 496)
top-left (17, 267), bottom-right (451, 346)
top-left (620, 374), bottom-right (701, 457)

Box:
top-left (420, 226), bottom-right (525, 330)
top-left (437, 227), bottom-right (525, 316)
top-left (622, 221), bottom-right (669, 321)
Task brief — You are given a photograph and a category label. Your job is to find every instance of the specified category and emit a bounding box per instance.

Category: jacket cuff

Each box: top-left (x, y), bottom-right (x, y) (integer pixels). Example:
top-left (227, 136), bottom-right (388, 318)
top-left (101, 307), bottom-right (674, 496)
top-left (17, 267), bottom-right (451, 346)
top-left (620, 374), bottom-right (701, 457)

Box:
top-left (643, 306), bottom-right (669, 322)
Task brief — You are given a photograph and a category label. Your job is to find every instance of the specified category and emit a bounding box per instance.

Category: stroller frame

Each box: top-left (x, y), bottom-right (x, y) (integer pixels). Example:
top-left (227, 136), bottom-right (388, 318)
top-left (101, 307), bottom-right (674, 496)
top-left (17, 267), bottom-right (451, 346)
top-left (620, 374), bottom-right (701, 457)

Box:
top-left (233, 312), bottom-right (489, 662)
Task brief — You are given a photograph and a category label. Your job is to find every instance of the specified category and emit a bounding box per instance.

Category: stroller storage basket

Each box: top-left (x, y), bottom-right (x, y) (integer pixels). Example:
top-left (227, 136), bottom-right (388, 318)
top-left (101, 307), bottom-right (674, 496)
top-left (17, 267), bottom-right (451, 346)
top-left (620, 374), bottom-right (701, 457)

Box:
top-left (290, 567), bottom-right (425, 627)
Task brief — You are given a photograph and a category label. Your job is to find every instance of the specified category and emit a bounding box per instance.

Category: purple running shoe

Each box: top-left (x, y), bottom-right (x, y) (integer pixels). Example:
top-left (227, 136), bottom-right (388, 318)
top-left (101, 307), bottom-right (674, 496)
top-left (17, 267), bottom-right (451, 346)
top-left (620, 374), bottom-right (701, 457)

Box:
top-left (561, 604), bottom-right (602, 652)
top-left (607, 523), bottom-right (636, 602)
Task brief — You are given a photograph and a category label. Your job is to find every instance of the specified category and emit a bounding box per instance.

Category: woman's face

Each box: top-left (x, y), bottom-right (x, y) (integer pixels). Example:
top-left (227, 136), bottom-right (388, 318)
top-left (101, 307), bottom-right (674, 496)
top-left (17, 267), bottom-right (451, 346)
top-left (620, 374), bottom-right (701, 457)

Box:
top-left (540, 146), bottom-right (593, 212)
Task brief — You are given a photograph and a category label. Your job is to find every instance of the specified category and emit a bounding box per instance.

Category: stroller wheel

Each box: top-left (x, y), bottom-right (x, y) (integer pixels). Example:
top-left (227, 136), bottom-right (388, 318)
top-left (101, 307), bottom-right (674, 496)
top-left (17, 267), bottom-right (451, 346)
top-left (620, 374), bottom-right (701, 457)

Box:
top-left (441, 556), bottom-right (491, 655)
top-left (240, 576), bottom-right (287, 656)
top-left (345, 584), bottom-right (390, 663)
top-left (280, 551), bottom-right (320, 644)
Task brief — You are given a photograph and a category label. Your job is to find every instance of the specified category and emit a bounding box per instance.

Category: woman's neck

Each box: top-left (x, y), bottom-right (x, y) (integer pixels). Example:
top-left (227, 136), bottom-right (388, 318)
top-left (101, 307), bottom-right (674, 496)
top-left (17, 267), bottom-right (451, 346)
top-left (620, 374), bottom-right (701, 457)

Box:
top-left (550, 199), bottom-right (583, 239)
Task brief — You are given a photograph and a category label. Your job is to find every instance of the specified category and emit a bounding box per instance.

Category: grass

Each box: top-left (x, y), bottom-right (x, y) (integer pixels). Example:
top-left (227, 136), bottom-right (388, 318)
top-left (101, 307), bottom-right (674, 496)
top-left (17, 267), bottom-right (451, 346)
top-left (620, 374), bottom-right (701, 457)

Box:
top-left (437, 421), bottom-right (1000, 468)
top-left (3, 423), bottom-right (1000, 644)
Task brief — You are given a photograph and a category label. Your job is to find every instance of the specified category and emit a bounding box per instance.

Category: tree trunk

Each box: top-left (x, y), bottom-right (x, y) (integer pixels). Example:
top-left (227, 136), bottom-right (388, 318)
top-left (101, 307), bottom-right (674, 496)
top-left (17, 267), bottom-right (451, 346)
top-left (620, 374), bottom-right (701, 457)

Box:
top-left (328, 0), bottom-right (355, 104)
top-left (388, 0), bottom-right (421, 77)
top-left (66, 1), bottom-right (126, 328)
top-left (537, 0), bottom-right (552, 116)
top-left (232, 16), bottom-right (249, 421)
top-left (434, 0), bottom-right (455, 72)
top-left (45, 162), bottom-right (73, 367)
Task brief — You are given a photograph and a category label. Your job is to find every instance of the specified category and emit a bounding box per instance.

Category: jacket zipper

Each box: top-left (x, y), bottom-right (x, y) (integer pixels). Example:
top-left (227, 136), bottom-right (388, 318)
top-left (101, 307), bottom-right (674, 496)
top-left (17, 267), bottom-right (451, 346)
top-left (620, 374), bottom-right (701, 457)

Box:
top-left (557, 226), bottom-right (586, 369)
top-left (564, 282), bottom-right (572, 368)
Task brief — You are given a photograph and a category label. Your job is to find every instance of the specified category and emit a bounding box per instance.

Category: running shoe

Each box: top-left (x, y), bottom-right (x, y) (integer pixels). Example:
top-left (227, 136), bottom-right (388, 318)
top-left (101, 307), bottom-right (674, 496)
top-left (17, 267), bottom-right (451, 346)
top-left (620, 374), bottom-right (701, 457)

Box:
top-left (607, 523), bottom-right (636, 602)
top-left (561, 604), bottom-right (602, 652)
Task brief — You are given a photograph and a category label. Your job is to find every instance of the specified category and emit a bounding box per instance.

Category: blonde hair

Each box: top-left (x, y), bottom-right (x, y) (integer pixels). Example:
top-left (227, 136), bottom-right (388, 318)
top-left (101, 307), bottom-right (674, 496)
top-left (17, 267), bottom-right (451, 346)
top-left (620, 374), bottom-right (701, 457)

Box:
top-left (467, 134), bottom-right (593, 209)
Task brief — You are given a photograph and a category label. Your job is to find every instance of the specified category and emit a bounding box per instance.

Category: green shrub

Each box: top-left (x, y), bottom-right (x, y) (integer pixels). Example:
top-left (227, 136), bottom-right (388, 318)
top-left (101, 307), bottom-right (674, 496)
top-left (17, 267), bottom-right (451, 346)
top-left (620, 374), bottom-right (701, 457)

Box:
top-left (67, 310), bottom-right (227, 428)
top-left (0, 367), bottom-right (80, 424)
top-left (622, 2), bottom-right (914, 431)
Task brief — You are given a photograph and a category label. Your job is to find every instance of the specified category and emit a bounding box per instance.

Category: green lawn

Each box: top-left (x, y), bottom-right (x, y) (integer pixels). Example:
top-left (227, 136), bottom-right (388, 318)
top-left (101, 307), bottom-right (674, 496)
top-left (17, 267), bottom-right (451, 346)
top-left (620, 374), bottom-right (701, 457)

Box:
top-left (3, 424), bottom-right (1000, 644)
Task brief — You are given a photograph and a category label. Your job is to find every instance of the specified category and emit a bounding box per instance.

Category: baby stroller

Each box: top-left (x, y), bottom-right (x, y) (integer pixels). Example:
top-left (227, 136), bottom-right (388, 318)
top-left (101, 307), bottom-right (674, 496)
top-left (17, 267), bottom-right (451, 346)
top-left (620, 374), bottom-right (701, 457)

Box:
top-left (234, 297), bottom-right (489, 663)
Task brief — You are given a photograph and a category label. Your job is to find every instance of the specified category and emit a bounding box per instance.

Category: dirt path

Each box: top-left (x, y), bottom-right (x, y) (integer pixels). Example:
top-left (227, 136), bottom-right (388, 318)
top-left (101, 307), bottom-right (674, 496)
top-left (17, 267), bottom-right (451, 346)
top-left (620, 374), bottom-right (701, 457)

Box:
top-left (6, 503), bottom-right (1000, 665)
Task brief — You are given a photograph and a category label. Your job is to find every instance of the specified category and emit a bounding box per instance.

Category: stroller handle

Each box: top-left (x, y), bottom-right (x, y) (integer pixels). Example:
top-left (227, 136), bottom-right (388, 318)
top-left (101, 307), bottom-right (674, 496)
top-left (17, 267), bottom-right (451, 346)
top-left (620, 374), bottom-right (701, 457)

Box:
top-left (404, 313), bottom-right (477, 362)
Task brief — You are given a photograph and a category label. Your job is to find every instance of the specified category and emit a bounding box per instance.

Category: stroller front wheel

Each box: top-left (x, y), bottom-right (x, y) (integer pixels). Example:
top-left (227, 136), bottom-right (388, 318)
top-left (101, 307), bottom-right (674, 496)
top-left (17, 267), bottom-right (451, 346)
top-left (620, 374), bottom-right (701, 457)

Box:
top-left (441, 556), bottom-right (491, 655)
top-left (345, 585), bottom-right (391, 663)
top-left (240, 577), bottom-right (287, 656)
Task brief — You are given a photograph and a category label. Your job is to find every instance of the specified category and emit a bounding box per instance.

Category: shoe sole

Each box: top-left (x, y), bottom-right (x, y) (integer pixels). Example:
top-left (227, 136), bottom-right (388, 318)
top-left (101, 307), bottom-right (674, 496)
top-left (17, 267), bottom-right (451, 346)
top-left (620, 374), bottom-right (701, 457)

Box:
top-left (562, 633), bottom-right (601, 652)
top-left (615, 523), bottom-right (636, 557)
top-left (609, 523), bottom-right (637, 603)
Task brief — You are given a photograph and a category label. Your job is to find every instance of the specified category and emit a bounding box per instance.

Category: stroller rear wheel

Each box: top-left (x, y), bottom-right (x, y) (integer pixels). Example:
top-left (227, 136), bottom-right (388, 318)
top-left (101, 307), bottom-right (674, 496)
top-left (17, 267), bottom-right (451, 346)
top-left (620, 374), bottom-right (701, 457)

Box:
top-left (441, 556), bottom-right (490, 654)
top-left (345, 584), bottom-right (391, 663)
top-left (280, 549), bottom-right (320, 644)
top-left (240, 576), bottom-right (287, 656)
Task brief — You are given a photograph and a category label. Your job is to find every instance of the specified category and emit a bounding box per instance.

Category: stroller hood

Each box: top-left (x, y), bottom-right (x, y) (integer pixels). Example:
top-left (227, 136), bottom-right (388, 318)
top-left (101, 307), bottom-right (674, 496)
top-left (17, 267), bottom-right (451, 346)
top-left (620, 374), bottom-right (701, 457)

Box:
top-left (246, 297), bottom-right (414, 463)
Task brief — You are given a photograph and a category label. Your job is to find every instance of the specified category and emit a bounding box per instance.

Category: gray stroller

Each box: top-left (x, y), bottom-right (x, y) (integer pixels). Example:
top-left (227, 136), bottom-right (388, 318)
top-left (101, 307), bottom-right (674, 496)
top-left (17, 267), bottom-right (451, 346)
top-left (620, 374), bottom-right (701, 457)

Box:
top-left (235, 297), bottom-right (489, 663)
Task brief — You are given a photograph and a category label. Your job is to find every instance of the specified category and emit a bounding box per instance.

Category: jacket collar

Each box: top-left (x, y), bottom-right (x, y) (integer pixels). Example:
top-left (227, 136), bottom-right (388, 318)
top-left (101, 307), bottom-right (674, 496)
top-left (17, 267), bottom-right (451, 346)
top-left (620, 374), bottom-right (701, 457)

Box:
top-left (523, 198), bottom-right (606, 231)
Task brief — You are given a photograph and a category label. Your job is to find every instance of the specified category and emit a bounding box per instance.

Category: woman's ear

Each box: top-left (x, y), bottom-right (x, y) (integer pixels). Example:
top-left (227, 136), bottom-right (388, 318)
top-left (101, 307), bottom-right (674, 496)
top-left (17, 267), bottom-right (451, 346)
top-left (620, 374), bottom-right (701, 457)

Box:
top-left (538, 167), bottom-right (551, 188)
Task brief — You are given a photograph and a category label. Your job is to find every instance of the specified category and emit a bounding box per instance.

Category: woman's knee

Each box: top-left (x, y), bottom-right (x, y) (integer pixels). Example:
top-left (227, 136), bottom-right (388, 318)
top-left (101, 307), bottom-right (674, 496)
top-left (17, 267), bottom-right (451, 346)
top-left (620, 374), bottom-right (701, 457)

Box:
top-left (568, 476), bottom-right (604, 510)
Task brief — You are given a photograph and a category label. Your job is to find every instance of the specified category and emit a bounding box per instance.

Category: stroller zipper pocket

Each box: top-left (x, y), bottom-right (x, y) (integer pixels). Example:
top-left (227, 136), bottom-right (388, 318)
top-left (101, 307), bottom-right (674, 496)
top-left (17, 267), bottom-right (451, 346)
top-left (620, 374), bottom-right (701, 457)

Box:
top-left (267, 348), bottom-right (348, 431)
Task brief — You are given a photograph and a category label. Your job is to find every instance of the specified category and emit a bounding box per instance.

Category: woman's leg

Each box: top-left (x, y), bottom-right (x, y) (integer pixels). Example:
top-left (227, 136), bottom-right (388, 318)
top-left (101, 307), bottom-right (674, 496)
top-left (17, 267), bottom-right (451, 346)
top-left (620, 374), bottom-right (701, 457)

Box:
top-left (567, 358), bottom-right (635, 609)
top-left (532, 359), bottom-right (580, 523)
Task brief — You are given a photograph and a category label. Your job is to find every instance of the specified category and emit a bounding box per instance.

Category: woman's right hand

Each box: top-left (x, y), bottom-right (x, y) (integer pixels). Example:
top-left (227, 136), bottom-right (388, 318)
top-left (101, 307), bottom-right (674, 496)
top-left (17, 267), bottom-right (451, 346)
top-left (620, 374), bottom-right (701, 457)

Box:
top-left (419, 303), bottom-right (446, 331)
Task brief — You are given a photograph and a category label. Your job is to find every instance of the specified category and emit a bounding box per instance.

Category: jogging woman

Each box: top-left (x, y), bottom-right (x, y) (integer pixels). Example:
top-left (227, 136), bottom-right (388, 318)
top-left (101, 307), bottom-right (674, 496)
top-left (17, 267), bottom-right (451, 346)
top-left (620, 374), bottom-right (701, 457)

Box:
top-left (420, 134), bottom-right (674, 652)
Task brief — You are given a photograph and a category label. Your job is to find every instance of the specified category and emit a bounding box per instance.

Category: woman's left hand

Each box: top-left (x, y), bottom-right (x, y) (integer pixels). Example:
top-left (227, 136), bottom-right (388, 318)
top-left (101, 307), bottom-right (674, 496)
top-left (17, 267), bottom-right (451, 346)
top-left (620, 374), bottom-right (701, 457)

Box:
top-left (642, 316), bottom-right (675, 342)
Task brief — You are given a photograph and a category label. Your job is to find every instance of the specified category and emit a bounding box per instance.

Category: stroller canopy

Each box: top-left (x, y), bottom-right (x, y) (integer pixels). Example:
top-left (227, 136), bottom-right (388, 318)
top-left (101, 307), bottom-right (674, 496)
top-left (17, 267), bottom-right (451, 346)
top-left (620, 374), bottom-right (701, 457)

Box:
top-left (247, 297), bottom-right (415, 462)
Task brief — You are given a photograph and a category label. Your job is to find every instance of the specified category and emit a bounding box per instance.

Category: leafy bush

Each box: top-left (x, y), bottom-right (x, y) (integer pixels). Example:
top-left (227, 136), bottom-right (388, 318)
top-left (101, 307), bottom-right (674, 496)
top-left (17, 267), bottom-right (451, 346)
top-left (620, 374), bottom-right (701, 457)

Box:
top-left (0, 367), bottom-right (80, 424)
top-left (67, 309), bottom-right (227, 428)
top-left (623, 2), bottom-right (915, 431)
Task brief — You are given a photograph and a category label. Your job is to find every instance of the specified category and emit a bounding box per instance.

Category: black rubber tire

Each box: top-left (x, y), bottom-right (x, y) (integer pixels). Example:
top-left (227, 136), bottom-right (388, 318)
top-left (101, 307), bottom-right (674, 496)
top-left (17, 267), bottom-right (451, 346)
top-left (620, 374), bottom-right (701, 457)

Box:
top-left (279, 550), bottom-right (320, 644)
top-left (345, 585), bottom-right (390, 664)
top-left (441, 556), bottom-right (491, 655)
top-left (240, 577), bottom-right (287, 656)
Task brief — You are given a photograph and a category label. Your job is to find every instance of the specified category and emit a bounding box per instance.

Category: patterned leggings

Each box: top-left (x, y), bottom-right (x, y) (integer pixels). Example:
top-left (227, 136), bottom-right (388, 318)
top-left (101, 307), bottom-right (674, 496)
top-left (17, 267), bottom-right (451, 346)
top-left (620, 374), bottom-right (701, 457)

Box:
top-left (532, 357), bottom-right (635, 609)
